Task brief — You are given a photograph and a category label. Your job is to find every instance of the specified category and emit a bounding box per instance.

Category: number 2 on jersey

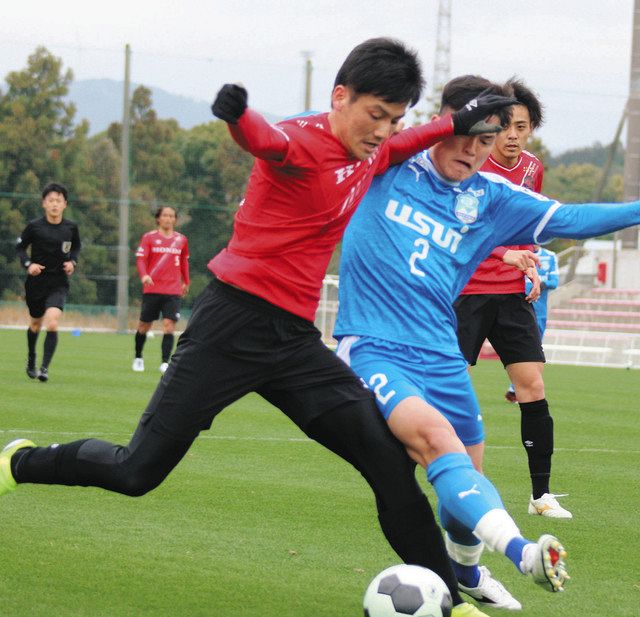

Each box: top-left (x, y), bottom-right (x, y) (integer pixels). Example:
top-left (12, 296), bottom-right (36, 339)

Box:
top-left (369, 373), bottom-right (396, 405)
top-left (409, 238), bottom-right (429, 277)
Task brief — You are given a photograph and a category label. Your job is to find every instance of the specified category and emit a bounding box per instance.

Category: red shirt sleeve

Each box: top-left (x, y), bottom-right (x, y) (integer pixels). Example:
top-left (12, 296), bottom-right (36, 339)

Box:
top-left (228, 109), bottom-right (290, 160)
top-left (386, 115), bottom-right (454, 166)
top-left (136, 234), bottom-right (149, 279)
top-left (181, 238), bottom-right (190, 286)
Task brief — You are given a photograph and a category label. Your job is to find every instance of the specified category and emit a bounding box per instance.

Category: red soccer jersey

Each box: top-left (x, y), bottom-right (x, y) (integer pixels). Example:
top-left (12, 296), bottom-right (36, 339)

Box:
top-left (209, 110), bottom-right (452, 321)
top-left (136, 230), bottom-right (190, 296)
top-left (460, 150), bottom-right (544, 295)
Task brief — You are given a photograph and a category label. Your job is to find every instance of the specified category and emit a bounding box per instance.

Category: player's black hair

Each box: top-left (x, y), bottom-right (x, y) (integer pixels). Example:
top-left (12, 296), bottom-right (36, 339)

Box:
top-left (504, 76), bottom-right (544, 130)
top-left (440, 75), bottom-right (512, 126)
top-left (334, 38), bottom-right (424, 107)
top-left (42, 182), bottom-right (68, 201)
top-left (155, 206), bottom-right (177, 221)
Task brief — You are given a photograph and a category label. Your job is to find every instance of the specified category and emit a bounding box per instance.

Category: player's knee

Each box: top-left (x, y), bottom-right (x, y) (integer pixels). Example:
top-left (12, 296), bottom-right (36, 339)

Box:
top-left (414, 423), bottom-right (461, 462)
top-left (116, 472), bottom-right (161, 497)
top-left (518, 381), bottom-right (545, 401)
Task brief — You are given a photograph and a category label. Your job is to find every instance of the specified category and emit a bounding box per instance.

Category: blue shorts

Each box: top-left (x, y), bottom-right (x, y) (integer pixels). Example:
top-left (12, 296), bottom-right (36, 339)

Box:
top-left (337, 336), bottom-right (484, 446)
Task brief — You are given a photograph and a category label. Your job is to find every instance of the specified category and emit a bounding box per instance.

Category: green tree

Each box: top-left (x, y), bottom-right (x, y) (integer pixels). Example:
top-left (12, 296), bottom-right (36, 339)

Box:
top-left (174, 121), bottom-right (252, 305)
top-left (0, 47), bottom-right (77, 190)
top-left (542, 163), bottom-right (623, 253)
top-left (0, 47), bottom-right (93, 301)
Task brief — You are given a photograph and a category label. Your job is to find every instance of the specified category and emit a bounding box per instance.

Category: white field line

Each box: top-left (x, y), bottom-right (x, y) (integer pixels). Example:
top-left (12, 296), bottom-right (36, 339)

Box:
top-left (0, 429), bottom-right (637, 455)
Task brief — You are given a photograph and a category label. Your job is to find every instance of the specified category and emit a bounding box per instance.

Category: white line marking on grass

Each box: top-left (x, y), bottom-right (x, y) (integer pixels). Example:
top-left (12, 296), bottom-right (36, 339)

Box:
top-left (1, 429), bottom-right (638, 454)
top-left (0, 429), bottom-right (312, 443)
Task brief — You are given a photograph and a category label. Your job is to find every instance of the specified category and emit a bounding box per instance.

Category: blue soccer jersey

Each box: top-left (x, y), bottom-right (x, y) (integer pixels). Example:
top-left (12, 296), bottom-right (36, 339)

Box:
top-left (335, 150), bottom-right (640, 351)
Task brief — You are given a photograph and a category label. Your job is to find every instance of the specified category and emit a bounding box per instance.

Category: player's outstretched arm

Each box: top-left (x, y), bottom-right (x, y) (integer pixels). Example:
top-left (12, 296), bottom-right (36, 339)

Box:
top-left (211, 84), bottom-right (288, 161)
top-left (540, 201), bottom-right (640, 243)
top-left (211, 84), bottom-right (247, 124)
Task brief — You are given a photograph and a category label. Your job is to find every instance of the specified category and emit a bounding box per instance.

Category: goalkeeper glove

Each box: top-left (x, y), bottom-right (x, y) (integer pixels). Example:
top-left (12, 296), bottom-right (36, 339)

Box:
top-left (452, 88), bottom-right (517, 135)
top-left (211, 84), bottom-right (248, 124)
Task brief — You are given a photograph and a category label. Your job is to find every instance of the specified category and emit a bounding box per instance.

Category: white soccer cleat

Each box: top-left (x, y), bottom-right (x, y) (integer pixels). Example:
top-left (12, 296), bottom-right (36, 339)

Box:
top-left (528, 493), bottom-right (572, 519)
top-left (458, 566), bottom-right (522, 610)
top-left (522, 534), bottom-right (570, 592)
top-left (132, 358), bottom-right (145, 372)
top-left (159, 362), bottom-right (169, 374)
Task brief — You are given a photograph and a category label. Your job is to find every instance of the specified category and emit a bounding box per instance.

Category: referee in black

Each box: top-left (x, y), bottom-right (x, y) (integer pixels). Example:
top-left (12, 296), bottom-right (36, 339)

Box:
top-left (16, 182), bottom-right (81, 382)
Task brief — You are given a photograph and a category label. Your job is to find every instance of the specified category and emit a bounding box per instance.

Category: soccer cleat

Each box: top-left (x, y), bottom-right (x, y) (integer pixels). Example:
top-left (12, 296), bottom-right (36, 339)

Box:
top-left (159, 362), bottom-right (169, 374)
top-left (504, 390), bottom-right (518, 403)
top-left (528, 493), bottom-right (573, 519)
top-left (451, 602), bottom-right (490, 617)
top-left (26, 362), bottom-right (38, 379)
top-left (132, 357), bottom-right (145, 372)
top-left (0, 439), bottom-right (35, 496)
top-left (37, 367), bottom-right (48, 382)
top-left (459, 566), bottom-right (522, 610)
top-left (523, 534), bottom-right (570, 592)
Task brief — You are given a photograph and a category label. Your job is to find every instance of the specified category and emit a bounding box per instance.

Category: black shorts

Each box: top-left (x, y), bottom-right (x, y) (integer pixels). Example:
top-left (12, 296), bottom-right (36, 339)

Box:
top-left (140, 294), bottom-right (181, 322)
top-left (143, 278), bottom-right (374, 440)
top-left (453, 293), bottom-right (545, 367)
top-left (25, 276), bottom-right (68, 318)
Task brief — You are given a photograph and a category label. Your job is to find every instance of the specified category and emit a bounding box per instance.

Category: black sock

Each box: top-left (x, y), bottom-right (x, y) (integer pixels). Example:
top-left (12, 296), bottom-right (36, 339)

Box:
top-left (378, 496), bottom-right (463, 606)
top-left (41, 331), bottom-right (58, 368)
top-left (12, 440), bottom-right (89, 485)
top-left (519, 398), bottom-right (553, 499)
top-left (161, 333), bottom-right (174, 363)
top-left (27, 329), bottom-right (39, 366)
top-left (135, 331), bottom-right (146, 358)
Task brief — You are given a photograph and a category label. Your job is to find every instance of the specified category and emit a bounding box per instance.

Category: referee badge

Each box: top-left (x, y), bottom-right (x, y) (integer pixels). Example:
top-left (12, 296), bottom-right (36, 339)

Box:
top-left (61, 241), bottom-right (72, 254)
top-left (454, 192), bottom-right (479, 224)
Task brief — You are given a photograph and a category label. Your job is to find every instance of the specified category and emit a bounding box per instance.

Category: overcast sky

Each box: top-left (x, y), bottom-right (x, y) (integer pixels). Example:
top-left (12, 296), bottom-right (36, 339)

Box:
top-left (0, 0), bottom-right (634, 154)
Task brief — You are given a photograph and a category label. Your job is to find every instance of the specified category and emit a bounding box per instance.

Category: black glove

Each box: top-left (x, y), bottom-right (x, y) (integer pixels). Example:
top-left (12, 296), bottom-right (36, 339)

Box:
top-left (452, 88), bottom-right (517, 135)
top-left (211, 84), bottom-right (248, 124)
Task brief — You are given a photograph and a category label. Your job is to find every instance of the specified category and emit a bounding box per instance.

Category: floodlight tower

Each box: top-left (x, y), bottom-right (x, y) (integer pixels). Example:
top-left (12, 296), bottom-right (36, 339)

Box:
top-left (429, 0), bottom-right (452, 114)
top-left (622, 0), bottom-right (640, 248)
top-left (301, 51), bottom-right (313, 112)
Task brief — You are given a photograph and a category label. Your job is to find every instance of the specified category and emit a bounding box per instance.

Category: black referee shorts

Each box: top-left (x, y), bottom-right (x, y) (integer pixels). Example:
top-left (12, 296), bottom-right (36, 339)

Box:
top-left (454, 293), bottom-right (545, 367)
top-left (25, 276), bottom-right (68, 318)
top-left (143, 278), bottom-right (374, 440)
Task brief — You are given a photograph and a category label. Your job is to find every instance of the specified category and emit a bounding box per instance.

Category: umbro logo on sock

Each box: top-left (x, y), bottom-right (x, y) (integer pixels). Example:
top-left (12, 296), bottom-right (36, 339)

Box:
top-left (458, 483), bottom-right (481, 499)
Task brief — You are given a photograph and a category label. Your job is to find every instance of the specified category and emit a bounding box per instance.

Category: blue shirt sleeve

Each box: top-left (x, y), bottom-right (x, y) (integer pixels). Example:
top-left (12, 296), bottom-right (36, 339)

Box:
top-left (537, 201), bottom-right (640, 243)
top-left (543, 250), bottom-right (559, 290)
top-left (485, 175), bottom-right (640, 245)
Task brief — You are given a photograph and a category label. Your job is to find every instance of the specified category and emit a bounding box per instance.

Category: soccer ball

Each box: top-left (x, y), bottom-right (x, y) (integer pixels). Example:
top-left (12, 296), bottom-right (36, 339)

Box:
top-left (363, 564), bottom-right (452, 617)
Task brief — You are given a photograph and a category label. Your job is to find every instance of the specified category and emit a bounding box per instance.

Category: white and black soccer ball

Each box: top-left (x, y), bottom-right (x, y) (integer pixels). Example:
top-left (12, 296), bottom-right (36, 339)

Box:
top-left (363, 564), bottom-right (452, 617)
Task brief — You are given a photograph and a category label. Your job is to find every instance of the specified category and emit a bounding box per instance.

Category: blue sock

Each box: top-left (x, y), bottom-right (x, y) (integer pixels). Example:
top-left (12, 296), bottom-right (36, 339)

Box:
top-left (427, 452), bottom-right (505, 531)
top-left (506, 537), bottom-right (530, 573)
top-left (451, 560), bottom-right (480, 587)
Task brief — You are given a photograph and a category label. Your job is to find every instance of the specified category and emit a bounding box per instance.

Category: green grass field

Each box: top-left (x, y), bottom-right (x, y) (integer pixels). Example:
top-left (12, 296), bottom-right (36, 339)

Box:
top-left (1, 328), bottom-right (639, 616)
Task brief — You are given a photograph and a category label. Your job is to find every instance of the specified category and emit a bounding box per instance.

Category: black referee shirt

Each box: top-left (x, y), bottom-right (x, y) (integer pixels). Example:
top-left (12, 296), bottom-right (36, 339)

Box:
top-left (16, 216), bottom-right (81, 284)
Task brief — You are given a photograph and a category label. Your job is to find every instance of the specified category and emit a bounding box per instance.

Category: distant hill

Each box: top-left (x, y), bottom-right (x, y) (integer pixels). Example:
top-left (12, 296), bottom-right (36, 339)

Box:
top-left (548, 141), bottom-right (625, 174)
top-left (67, 79), bottom-right (280, 134)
